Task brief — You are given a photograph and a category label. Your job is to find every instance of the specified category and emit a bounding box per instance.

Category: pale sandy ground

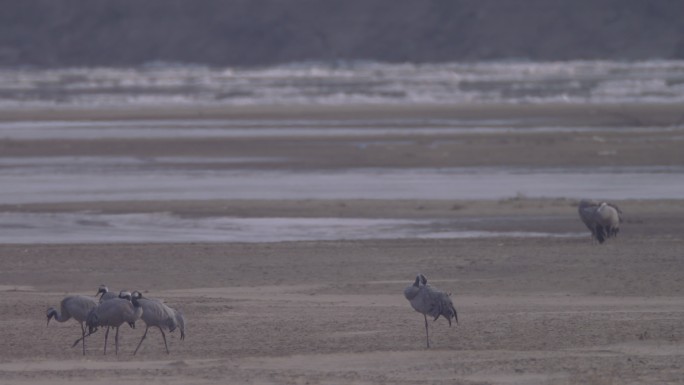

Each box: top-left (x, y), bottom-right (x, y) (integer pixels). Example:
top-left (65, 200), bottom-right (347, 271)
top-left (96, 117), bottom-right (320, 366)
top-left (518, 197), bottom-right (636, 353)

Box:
top-left (1, 104), bottom-right (684, 384)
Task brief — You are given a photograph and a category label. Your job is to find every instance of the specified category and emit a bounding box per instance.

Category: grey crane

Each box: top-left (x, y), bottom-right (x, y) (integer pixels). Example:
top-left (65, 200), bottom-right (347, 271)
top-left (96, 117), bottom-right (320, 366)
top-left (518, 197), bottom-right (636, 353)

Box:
top-left (404, 274), bottom-right (458, 348)
top-left (131, 291), bottom-right (185, 355)
top-left (85, 294), bottom-right (143, 355)
top-left (578, 199), bottom-right (623, 243)
top-left (71, 289), bottom-right (133, 348)
top-left (47, 295), bottom-right (98, 355)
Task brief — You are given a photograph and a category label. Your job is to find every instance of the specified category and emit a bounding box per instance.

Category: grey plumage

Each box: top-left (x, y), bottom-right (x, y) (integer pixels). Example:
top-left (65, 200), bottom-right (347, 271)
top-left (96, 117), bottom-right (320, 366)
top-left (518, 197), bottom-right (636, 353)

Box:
top-left (70, 289), bottom-right (135, 349)
top-left (578, 199), bottom-right (623, 243)
top-left (46, 295), bottom-right (98, 355)
top-left (131, 291), bottom-right (185, 355)
top-left (404, 274), bottom-right (458, 348)
top-left (85, 295), bottom-right (143, 355)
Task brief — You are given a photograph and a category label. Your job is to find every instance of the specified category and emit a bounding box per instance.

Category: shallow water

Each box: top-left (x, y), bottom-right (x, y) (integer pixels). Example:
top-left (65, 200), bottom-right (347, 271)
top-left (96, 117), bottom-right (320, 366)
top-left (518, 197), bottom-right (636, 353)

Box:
top-left (1, 163), bottom-right (682, 204)
top-left (2, 61), bottom-right (683, 244)
top-left (2, 119), bottom-right (684, 140)
top-left (0, 212), bottom-right (584, 244)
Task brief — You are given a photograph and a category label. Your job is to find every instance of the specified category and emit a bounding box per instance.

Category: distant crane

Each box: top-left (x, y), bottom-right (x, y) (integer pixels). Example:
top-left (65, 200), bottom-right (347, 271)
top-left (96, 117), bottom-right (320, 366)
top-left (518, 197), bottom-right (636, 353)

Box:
top-left (85, 294), bottom-right (143, 355)
top-left (578, 199), bottom-right (623, 243)
top-left (47, 295), bottom-right (98, 355)
top-left (131, 291), bottom-right (185, 355)
top-left (404, 274), bottom-right (458, 348)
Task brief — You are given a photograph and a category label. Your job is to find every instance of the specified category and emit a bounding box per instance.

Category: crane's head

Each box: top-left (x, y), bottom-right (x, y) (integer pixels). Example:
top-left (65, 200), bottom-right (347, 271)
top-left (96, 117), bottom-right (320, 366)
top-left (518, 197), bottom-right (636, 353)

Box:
top-left (412, 275), bottom-right (421, 287)
top-left (46, 307), bottom-right (57, 326)
top-left (175, 311), bottom-right (186, 341)
top-left (96, 284), bottom-right (108, 297)
top-left (130, 290), bottom-right (143, 307)
top-left (119, 291), bottom-right (132, 301)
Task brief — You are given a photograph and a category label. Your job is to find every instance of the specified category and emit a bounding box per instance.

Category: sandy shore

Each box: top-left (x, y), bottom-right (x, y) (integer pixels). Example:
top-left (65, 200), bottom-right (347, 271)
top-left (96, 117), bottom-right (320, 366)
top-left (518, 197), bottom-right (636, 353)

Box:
top-left (1, 104), bottom-right (683, 384)
top-left (2, 221), bottom-right (684, 384)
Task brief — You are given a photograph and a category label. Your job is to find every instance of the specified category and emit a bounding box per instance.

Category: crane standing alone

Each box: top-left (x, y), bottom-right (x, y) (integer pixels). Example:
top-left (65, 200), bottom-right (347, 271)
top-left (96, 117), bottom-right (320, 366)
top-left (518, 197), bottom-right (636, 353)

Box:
top-left (47, 295), bottom-right (98, 355)
top-left (404, 274), bottom-right (458, 348)
top-left (131, 291), bottom-right (185, 355)
top-left (578, 199), bottom-right (623, 243)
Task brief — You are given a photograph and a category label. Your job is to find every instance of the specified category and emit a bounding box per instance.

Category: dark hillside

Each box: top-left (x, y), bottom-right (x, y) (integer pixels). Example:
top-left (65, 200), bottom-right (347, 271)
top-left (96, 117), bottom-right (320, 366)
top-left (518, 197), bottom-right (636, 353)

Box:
top-left (1, 0), bottom-right (684, 67)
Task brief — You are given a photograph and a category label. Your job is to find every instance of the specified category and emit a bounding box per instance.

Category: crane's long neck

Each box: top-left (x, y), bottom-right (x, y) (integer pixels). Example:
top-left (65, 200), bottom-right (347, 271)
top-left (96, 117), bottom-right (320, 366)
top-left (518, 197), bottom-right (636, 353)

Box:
top-left (56, 312), bottom-right (69, 322)
top-left (131, 296), bottom-right (143, 320)
top-left (47, 308), bottom-right (69, 323)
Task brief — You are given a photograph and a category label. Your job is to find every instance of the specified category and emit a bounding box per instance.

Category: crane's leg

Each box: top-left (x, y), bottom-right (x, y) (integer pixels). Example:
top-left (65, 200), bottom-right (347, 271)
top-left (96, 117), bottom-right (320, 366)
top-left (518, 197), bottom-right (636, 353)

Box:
top-left (72, 328), bottom-right (97, 348)
top-left (80, 323), bottom-right (86, 356)
top-left (104, 326), bottom-right (110, 355)
top-left (158, 326), bottom-right (169, 354)
top-left (134, 326), bottom-right (149, 355)
top-left (424, 314), bottom-right (430, 348)
top-left (115, 327), bottom-right (119, 356)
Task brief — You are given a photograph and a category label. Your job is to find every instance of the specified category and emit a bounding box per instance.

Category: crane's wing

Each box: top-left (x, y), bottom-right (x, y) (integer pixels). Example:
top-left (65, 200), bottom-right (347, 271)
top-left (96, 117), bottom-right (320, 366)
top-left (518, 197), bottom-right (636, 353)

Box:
top-left (578, 204), bottom-right (598, 232)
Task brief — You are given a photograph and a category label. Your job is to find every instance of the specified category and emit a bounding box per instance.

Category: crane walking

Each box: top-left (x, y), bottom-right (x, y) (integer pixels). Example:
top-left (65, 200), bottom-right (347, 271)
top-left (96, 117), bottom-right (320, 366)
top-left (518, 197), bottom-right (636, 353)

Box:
top-left (131, 291), bottom-right (185, 355)
top-left (85, 294), bottom-right (143, 355)
top-left (71, 289), bottom-right (133, 349)
top-left (47, 295), bottom-right (98, 355)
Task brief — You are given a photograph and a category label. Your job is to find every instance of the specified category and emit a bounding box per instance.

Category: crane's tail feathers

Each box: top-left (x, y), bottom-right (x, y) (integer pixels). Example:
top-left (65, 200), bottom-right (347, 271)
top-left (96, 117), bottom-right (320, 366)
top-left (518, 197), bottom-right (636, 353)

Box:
top-left (419, 274), bottom-right (427, 285)
top-left (445, 309), bottom-right (457, 326)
